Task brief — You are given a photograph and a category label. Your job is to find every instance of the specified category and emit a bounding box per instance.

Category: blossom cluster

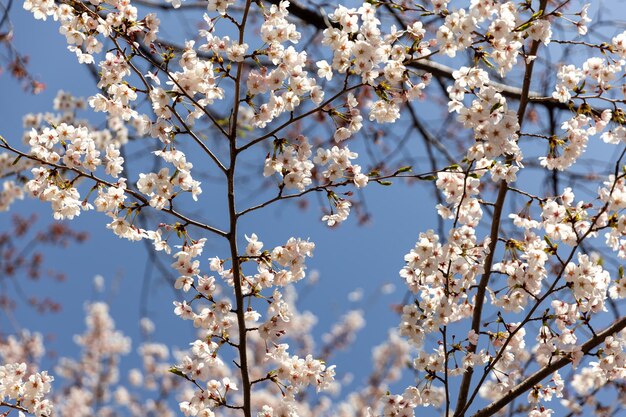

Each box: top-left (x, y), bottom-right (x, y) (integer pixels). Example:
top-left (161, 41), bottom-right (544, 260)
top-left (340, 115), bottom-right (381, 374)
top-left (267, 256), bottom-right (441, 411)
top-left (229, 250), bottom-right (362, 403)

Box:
top-left (168, 232), bottom-right (334, 415)
top-left (0, 153), bottom-right (28, 211)
top-left (262, 133), bottom-right (369, 225)
top-left (568, 332), bottom-right (626, 398)
top-left (437, 2), bottom-right (547, 74)
top-left (7, 1), bottom-right (626, 417)
top-left (553, 36), bottom-right (625, 104)
top-left (448, 66), bottom-right (521, 163)
top-left (0, 363), bottom-right (53, 417)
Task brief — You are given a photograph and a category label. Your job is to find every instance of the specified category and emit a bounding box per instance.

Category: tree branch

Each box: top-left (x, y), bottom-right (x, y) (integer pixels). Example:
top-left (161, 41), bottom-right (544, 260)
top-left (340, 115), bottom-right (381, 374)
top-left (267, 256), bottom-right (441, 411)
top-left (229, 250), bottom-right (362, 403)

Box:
top-left (262, 0), bottom-right (613, 117)
top-left (0, 141), bottom-right (229, 238)
top-left (227, 1), bottom-right (255, 416)
top-left (453, 1), bottom-right (548, 413)
top-left (471, 316), bottom-right (626, 417)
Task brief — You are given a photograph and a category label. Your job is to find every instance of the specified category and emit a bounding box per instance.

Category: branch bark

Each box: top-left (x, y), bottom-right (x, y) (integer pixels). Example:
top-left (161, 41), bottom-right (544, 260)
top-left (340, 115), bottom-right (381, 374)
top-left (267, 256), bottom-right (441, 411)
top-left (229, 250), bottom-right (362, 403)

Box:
top-left (262, 0), bottom-right (573, 111)
top-left (0, 140), bottom-right (229, 238)
top-left (227, 1), bottom-right (254, 416)
top-left (471, 316), bottom-right (626, 417)
top-left (453, 1), bottom-right (548, 414)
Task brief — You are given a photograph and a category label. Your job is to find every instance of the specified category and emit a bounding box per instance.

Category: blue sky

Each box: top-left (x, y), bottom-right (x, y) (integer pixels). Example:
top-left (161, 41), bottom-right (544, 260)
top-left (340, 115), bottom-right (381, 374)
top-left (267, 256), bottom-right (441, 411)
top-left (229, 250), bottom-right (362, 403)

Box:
top-left (0, 1), bottom-right (441, 395)
top-left (2, 0), bottom-right (626, 414)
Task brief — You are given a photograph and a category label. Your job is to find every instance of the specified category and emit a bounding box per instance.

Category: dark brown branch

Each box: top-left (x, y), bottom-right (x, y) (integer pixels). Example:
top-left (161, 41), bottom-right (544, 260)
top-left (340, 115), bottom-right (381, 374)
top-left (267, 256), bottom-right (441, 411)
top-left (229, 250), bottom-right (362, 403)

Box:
top-left (227, 1), bottom-right (254, 416)
top-left (472, 316), bottom-right (626, 417)
top-left (0, 400), bottom-right (45, 416)
top-left (453, 1), bottom-right (548, 413)
top-left (263, 0), bottom-right (614, 117)
top-left (264, 0), bottom-right (327, 28)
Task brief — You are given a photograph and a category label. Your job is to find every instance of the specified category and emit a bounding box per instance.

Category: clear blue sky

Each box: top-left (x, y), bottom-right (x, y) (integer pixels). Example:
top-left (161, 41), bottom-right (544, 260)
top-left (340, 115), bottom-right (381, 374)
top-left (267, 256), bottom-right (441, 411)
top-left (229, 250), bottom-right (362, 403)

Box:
top-left (0, 1), bottom-right (441, 395)
top-left (1, 0), bottom-right (625, 413)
